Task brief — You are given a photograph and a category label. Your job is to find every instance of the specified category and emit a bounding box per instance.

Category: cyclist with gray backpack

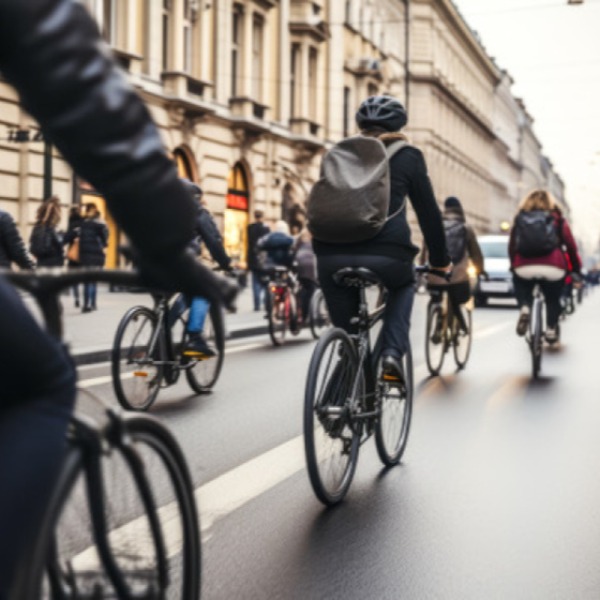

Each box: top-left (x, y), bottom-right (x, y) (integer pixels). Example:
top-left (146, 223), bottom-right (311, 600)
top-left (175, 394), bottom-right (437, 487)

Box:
top-left (307, 95), bottom-right (451, 382)
top-left (509, 189), bottom-right (581, 345)
top-left (426, 196), bottom-right (484, 312)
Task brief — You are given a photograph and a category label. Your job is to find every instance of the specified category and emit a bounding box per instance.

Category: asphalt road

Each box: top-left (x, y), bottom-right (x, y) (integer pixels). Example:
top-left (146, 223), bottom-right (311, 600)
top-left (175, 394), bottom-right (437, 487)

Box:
top-left (75, 289), bottom-right (600, 599)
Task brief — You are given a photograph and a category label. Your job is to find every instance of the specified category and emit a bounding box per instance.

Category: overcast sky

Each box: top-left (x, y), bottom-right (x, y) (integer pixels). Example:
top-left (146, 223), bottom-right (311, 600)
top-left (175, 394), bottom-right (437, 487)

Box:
top-left (451, 0), bottom-right (600, 254)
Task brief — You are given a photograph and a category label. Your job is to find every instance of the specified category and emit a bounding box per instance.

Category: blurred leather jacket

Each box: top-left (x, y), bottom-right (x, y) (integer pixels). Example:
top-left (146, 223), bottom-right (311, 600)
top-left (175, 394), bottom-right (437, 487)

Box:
top-left (0, 0), bottom-right (195, 261)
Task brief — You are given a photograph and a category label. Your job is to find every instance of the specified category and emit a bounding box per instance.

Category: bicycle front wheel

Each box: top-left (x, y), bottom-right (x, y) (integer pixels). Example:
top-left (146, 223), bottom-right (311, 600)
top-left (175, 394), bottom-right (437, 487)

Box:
top-left (112, 306), bottom-right (163, 411)
top-left (375, 346), bottom-right (413, 466)
top-left (309, 288), bottom-right (330, 340)
top-left (452, 305), bottom-right (473, 369)
top-left (39, 415), bottom-right (201, 599)
top-left (425, 301), bottom-right (446, 376)
top-left (304, 328), bottom-right (360, 506)
top-left (267, 288), bottom-right (287, 346)
top-left (185, 304), bottom-right (225, 393)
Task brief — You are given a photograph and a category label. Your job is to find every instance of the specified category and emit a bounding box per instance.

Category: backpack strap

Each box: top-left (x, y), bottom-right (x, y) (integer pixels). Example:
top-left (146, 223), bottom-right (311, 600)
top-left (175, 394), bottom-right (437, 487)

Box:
top-left (384, 140), bottom-right (410, 221)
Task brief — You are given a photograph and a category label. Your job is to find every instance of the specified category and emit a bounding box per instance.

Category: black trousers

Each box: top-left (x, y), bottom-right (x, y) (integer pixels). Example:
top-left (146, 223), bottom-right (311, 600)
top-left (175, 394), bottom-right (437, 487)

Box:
top-left (0, 276), bottom-right (77, 595)
top-left (513, 274), bottom-right (565, 328)
top-left (317, 254), bottom-right (415, 358)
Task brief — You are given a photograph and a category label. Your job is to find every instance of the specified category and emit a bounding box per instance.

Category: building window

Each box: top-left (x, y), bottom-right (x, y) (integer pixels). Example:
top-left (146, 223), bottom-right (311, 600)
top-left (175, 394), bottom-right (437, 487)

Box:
top-left (162, 0), bottom-right (171, 71)
top-left (367, 82), bottom-right (378, 97)
top-left (102, 0), bottom-right (117, 45)
top-left (183, 0), bottom-right (193, 73)
top-left (345, 0), bottom-right (352, 24)
top-left (225, 162), bottom-right (250, 265)
top-left (290, 43), bottom-right (300, 118)
top-left (231, 5), bottom-right (243, 97)
top-left (343, 86), bottom-right (351, 137)
top-left (308, 47), bottom-right (318, 121)
top-left (252, 14), bottom-right (264, 102)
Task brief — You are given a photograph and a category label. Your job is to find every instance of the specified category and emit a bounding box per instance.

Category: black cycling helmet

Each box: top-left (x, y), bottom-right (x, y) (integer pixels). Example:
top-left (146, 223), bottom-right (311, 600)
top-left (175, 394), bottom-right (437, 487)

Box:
top-left (355, 95), bottom-right (407, 132)
top-left (180, 178), bottom-right (203, 200)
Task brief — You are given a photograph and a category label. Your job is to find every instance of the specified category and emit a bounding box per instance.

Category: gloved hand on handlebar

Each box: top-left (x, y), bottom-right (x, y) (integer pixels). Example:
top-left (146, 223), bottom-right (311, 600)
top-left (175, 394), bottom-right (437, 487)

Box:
top-left (136, 247), bottom-right (239, 313)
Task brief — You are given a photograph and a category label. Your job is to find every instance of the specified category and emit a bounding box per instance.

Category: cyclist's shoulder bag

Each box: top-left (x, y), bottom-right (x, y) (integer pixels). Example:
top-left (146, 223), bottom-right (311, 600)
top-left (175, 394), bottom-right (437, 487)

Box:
top-left (514, 209), bottom-right (561, 258)
top-left (306, 136), bottom-right (409, 244)
top-left (443, 219), bottom-right (467, 264)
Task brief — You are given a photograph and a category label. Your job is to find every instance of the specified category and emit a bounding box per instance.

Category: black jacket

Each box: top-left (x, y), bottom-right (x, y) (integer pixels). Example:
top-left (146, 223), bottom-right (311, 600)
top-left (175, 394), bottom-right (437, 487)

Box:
top-left (0, 211), bottom-right (35, 270)
top-left (246, 221), bottom-right (270, 270)
top-left (77, 217), bottom-right (109, 267)
top-left (29, 224), bottom-right (64, 267)
top-left (313, 141), bottom-right (449, 267)
top-left (0, 0), bottom-right (196, 263)
top-left (193, 205), bottom-right (231, 271)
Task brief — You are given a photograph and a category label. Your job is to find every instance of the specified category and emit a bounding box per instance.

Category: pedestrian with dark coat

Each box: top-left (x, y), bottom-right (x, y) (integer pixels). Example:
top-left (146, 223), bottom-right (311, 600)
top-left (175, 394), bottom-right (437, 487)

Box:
top-left (0, 209), bottom-right (35, 270)
top-left (246, 209), bottom-right (270, 310)
top-left (29, 196), bottom-right (64, 267)
top-left (77, 203), bottom-right (108, 312)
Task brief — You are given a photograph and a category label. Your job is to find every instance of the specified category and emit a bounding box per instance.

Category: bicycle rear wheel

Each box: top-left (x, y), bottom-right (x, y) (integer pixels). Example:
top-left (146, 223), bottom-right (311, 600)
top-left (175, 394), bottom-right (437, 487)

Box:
top-left (267, 287), bottom-right (287, 346)
top-left (112, 306), bottom-right (163, 411)
top-left (425, 301), bottom-right (446, 376)
top-left (375, 346), bottom-right (413, 466)
top-left (39, 414), bottom-right (201, 599)
top-left (452, 305), bottom-right (473, 370)
top-left (304, 328), bottom-right (360, 506)
top-left (530, 297), bottom-right (543, 378)
top-left (309, 288), bottom-right (330, 340)
top-left (185, 303), bottom-right (225, 393)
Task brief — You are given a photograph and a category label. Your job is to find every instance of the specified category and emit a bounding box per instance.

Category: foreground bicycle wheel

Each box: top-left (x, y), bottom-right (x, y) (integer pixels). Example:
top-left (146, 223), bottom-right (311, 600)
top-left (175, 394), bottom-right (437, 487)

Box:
top-left (425, 301), bottom-right (446, 376)
top-left (37, 414), bottom-right (201, 600)
top-left (185, 304), bottom-right (225, 393)
top-left (304, 328), bottom-right (360, 506)
top-left (267, 288), bottom-right (287, 346)
top-left (452, 305), bottom-right (473, 370)
top-left (309, 288), bottom-right (330, 340)
top-left (375, 347), bottom-right (413, 466)
top-left (112, 306), bottom-right (163, 411)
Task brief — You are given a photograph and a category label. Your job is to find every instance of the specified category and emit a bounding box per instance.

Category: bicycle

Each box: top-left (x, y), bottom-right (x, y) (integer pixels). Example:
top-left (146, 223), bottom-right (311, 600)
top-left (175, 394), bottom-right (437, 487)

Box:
top-left (308, 287), bottom-right (330, 340)
top-left (303, 266), bottom-right (414, 506)
top-left (423, 277), bottom-right (473, 376)
top-left (264, 266), bottom-right (302, 346)
top-left (112, 291), bottom-right (225, 411)
top-left (6, 268), bottom-right (201, 599)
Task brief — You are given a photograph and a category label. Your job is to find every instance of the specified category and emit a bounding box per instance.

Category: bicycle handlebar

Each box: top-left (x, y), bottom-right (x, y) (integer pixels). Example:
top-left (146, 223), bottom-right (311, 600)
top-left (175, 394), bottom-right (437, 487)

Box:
top-left (414, 264), bottom-right (453, 282)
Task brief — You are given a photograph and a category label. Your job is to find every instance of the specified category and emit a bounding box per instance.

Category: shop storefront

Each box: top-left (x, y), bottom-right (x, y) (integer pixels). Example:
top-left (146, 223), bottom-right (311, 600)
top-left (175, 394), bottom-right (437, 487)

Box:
top-left (224, 162), bottom-right (250, 266)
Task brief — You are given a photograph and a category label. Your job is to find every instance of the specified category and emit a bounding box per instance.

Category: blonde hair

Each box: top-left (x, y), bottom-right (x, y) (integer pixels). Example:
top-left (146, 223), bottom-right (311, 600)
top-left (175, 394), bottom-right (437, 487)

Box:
top-left (519, 189), bottom-right (556, 212)
top-left (35, 196), bottom-right (61, 227)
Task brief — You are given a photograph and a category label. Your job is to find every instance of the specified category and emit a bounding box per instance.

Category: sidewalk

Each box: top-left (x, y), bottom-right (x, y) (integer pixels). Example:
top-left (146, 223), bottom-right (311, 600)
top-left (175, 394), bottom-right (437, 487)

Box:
top-left (62, 284), bottom-right (268, 365)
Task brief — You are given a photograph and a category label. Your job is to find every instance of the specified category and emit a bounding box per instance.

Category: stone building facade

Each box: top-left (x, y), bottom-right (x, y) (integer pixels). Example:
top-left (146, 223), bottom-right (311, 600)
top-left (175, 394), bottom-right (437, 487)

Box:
top-left (0, 0), bottom-right (566, 268)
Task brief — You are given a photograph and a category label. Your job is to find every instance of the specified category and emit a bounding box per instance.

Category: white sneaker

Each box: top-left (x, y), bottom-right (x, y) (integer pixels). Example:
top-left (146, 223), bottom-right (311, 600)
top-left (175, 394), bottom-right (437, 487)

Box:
top-left (545, 326), bottom-right (559, 344)
top-left (516, 306), bottom-right (530, 336)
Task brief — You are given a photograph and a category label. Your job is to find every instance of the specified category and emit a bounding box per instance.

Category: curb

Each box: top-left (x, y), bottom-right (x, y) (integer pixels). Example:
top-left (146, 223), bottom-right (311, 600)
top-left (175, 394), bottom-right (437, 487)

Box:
top-left (72, 323), bottom-right (269, 366)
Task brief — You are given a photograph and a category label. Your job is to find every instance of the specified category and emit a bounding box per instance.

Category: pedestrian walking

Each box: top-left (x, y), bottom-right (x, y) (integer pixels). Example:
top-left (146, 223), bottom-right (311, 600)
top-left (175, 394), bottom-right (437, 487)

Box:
top-left (76, 203), bottom-right (108, 312)
top-left (246, 209), bottom-right (270, 311)
top-left (29, 196), bottom-right (64, 267)
top-left (0, 208), bottom-right (35, 270)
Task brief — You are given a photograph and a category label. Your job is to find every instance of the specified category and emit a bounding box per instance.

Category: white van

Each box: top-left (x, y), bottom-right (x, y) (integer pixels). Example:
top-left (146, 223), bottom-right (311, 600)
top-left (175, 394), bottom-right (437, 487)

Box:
top-left (475, 234), bottom-right (515, 306)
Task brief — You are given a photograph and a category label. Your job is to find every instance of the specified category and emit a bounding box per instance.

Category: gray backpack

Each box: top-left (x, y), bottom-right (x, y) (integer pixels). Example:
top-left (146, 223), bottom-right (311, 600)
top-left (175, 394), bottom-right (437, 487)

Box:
top-left (307, 136), bottom-right (409, 244)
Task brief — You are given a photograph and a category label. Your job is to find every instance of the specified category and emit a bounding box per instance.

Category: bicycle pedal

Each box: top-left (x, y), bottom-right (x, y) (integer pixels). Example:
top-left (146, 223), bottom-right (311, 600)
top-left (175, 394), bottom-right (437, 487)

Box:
top-left (133, 371), bottom-right (149, 377)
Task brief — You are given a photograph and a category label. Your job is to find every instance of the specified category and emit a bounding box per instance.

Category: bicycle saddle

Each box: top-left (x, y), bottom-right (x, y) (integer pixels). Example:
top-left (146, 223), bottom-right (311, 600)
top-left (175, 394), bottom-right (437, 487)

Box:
top-left (333, 267), bottom-right (381, 288)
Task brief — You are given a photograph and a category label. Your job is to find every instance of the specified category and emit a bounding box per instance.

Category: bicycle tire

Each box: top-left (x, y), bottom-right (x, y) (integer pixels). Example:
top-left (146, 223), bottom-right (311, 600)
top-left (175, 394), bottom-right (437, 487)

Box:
top-left (530, 298), bottom-right (543, 378)
top-left (37, 415), bottom-right (201, 599)
top-left (304, 327), bottom-right (360, 506)
top-left (112, 305), bottom-right (164, 411)
top-left (185, 303), bottom-right (225, 393)
top-left (267, 288), bottom-right (287, 346)
top-left (375, 345), bottom-right (414, 466)
top-left (452, 305), bottom-right (473, 370)
top-left (425, 301), bottom-right (446, 376)
top-left (309, 288), bottom-right (330, 340)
